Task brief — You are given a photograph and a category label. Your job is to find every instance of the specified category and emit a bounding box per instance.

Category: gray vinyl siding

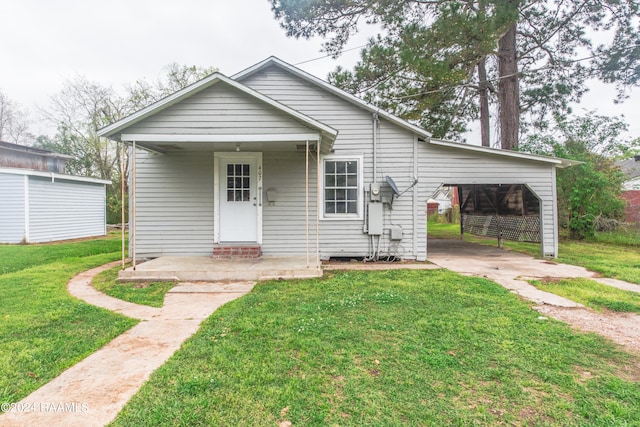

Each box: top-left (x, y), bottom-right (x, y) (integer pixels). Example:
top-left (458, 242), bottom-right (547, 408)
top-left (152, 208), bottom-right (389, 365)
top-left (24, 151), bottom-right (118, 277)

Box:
top-left (242, 66), bottom-right (558, 258)
top-left (0, 173), bottom-right (26, 243)
top-left (132, 150), bottom-right (215, 257)
top-left (124, 64), bottom-right (559, 259)
top-left (28, 177), bottom-right (106, 243)
top-left (262, 151), bottom-right (318, 255)
top-left (418, 143), bottom-right (557, 257)
top-left (126, 83), bottom-right (315, 136)
top-left (242, 67), bottom-right (423, 260)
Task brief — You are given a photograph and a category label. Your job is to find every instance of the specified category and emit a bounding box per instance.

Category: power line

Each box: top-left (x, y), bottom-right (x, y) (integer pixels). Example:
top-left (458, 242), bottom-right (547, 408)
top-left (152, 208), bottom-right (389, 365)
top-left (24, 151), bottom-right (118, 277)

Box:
top-left (294, 44), bottom-right (368, 66)
top-left (392, 44), bottom-right (640, 100)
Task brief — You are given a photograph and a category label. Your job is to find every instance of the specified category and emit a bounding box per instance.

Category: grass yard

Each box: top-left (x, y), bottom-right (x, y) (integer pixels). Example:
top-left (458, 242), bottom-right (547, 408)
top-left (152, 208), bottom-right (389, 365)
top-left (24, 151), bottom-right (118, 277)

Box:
top-left (428, 223), bottom-right (640, 285)
top-left (531, 277), bottom-right (640, 314)
top-left (111, 270), bottom-right (640, 426)
top-left (0, 236), bottom-right (137, 404)
top-left (92, 264), bottom-right (176, 308)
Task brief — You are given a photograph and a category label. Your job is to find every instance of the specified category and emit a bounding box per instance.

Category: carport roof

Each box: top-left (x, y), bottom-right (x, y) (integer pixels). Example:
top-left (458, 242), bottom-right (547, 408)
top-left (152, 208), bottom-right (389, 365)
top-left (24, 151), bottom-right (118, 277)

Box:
top-left (429, 138), bottom-right (581, 168)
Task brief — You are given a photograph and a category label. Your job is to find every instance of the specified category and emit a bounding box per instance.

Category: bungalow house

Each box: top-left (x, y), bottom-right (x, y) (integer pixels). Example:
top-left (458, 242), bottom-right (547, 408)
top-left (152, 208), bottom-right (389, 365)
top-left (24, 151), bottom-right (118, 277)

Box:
top-left (98, 57), bottom-right (573, 272)
top-left (0, 141), bottom-right (110, 243)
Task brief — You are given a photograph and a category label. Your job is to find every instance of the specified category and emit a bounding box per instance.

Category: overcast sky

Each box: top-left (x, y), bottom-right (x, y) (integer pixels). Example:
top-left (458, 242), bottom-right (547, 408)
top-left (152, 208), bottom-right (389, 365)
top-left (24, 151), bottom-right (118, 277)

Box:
top-left (1, 0), bottom-right (638, 144)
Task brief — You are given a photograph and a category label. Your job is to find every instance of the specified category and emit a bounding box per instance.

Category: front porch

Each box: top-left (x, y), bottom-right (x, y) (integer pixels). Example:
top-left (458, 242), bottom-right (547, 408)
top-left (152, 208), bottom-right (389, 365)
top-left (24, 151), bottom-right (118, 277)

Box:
top-left (118, 256), bottom-right (322, 282)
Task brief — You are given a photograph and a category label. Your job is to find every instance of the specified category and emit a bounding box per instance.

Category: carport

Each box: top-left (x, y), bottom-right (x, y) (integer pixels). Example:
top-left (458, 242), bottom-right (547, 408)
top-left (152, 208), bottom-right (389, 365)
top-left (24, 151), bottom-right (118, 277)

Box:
top-left (455, 183), bottom-right (542, 248)
top-left (424, 139), bottom-right (579, 258)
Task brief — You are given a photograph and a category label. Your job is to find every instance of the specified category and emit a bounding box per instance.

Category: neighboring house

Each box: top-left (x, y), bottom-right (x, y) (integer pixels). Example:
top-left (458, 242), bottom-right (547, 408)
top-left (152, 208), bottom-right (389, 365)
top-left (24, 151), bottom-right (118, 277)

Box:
top-left (0, 141), bottom-right (111, 243)
top-left (431, 187), bottom-right (454, 214)
top-left (99, 57), bottom-right (574, 263)
top-left (618, 155), bottom-right (640, 223)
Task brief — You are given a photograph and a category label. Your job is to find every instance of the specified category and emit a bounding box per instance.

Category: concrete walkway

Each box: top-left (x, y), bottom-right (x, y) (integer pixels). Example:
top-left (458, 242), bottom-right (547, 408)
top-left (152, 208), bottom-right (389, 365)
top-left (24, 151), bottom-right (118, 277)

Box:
top-left (427, 239), bottom-right (640, 306)
top-left (1, 261), bottom-right (254, 427)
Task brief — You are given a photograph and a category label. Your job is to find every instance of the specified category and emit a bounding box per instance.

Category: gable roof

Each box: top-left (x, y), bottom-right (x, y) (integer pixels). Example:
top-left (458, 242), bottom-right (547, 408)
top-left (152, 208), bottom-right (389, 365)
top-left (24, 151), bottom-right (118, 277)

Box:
top-left (428, 138), bottom-right (580, 168)
top-left (234, 57), bottom-right (581, 168)
top-left (232, 56), bottom-right (432, 140)
top-left (98, 72), bottom-right (338, 144)
top-left (0, 140), bottom-right (73, 160)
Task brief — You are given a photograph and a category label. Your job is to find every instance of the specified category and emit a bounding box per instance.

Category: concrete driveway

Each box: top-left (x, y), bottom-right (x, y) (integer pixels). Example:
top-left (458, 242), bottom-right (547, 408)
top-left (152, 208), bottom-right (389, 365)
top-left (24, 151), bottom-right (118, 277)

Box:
top-left (428, 239), bottom-right (612, 307)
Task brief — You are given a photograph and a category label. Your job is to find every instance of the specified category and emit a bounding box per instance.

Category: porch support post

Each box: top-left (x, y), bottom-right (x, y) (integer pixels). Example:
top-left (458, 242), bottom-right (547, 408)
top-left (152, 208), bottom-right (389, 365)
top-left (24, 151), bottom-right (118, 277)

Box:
top-left (305, 140), bottom-right (310, 268)
top-left (132, 141), bottom-right (137, 270)
top-left (316, 137), bottom-right (321, 268)
top-left (121, 142), bottom-right (126, 270)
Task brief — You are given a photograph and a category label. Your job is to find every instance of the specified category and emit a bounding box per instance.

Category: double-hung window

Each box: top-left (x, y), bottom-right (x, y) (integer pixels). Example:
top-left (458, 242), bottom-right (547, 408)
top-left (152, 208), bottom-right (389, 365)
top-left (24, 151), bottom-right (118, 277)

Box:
top-left (323, 156), bottom-right (362, 219)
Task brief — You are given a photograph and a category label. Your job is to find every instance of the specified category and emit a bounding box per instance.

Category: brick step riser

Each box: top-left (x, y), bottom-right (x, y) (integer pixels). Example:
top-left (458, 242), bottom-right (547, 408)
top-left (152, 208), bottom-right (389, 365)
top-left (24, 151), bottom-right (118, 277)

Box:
top-left (212, 246), bottom-right (261, 259)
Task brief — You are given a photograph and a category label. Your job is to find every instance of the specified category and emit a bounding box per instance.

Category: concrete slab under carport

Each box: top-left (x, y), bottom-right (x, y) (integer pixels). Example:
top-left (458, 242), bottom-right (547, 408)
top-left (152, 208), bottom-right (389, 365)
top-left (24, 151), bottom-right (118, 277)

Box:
top-left (427, 238), bottom-right (595, 307)
top-left (118, 255), bottom-right (322, 282)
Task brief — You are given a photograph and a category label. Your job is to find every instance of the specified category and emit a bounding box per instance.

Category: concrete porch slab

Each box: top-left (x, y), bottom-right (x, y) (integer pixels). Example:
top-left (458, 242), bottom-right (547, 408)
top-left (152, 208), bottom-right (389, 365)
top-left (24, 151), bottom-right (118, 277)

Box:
top-left (118, 256), bottom-right (322, 282)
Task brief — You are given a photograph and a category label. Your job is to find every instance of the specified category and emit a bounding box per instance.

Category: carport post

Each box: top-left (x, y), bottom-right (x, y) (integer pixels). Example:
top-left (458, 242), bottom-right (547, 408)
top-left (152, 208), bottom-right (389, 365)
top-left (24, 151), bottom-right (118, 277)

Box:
top-left (305, 139), bottom-right (309, 268)
top-left (120, 142), bottom-right (125, 270)
top-left (132, 140), bottom-right (137, 270)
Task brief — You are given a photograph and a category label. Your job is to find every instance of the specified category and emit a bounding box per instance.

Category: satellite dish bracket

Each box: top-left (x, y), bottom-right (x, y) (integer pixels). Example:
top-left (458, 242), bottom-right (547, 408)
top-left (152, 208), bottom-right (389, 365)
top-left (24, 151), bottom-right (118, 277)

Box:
top-left (384, 175), bottom-right (418, 206)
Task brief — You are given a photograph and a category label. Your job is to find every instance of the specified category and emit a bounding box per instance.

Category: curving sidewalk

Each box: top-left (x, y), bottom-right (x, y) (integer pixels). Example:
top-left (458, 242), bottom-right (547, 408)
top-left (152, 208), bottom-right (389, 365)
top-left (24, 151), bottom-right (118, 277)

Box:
top-left (1, 261), bottom-right (254, 427)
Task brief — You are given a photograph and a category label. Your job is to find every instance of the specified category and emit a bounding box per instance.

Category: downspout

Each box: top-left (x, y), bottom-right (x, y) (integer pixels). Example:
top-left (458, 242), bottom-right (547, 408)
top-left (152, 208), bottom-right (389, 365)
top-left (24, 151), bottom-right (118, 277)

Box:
top-left (305, 139), bottom-right (309, 268)
top-left (372, 113), bottom-right (379, 182)
top-left (132, 141), bottom-right (137, 270)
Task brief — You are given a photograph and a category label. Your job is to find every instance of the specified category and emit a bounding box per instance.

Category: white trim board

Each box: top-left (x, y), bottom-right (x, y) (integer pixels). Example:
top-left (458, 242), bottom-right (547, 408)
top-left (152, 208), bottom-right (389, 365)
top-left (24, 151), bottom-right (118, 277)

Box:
top-left (0, 168), bottom-right (111, 185)
top-left (213, 152), bottom-right (263, 244)
top-left (120, 133), bottom-right (322, 143)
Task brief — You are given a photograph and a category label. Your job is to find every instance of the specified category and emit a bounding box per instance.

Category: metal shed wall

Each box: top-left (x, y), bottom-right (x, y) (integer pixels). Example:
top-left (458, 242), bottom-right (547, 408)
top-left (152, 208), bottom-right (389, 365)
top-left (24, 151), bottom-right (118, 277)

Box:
top-left (0, 173), bottom-right (26, 243)
top-left (27, 176), bottom-right (107, 243)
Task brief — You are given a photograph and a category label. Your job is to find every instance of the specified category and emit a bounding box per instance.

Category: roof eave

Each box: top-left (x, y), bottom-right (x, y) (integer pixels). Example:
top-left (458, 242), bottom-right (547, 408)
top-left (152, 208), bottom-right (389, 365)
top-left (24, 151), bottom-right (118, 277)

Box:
top-left (428, 138), bottom-right (581, 167)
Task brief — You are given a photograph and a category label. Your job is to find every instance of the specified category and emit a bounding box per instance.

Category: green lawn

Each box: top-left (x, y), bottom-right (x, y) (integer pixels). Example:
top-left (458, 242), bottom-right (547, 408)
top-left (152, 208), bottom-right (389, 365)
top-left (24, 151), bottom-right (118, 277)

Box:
top-left (428, 222), bottom-right (640, 285)
top-left (531, 277), bottom-right (640, 313)
top-left (111, 270), bottom-right (640, 426)
top-left (0, 236), bottom-right (137, 404)
top-left (92, 264), bottom-right (176, 308)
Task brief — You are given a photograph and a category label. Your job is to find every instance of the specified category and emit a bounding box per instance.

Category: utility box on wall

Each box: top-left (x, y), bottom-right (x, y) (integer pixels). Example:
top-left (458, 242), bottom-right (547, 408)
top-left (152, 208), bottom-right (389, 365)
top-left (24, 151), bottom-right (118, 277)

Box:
top-left (390, 225), bottom-right (403, 241)
top-left (370, 183), bottom-right (381, 202)
top-left (368, 202), bottom-right (383, 235)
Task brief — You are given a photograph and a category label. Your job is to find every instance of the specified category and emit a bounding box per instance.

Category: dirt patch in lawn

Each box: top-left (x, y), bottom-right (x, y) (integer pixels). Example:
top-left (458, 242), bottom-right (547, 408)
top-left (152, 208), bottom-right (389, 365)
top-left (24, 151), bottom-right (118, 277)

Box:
top-left (534, 305), bottom-right (640, 357)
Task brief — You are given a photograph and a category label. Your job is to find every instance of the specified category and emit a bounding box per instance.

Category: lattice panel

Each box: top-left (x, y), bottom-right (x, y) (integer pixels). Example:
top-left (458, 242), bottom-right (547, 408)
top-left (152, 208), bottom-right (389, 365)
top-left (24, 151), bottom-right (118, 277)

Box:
top-left (461, 214), bottom-right (541, 243)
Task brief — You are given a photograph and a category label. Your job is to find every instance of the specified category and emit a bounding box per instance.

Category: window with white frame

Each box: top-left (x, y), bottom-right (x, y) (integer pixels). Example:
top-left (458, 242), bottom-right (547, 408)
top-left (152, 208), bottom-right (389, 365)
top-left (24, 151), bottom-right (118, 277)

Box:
top-left (323, 157), bottom-right (361, 218)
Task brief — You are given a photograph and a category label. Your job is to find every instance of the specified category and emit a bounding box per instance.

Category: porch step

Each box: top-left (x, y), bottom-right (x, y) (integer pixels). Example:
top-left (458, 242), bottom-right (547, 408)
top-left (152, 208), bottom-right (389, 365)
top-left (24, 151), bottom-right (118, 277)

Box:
top-left (212, 245), bottom-right (261, 259)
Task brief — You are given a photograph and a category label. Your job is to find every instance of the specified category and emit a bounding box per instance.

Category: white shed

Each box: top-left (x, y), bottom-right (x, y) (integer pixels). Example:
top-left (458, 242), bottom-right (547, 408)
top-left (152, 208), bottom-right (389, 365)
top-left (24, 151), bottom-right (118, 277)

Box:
top-left (0, 168), bottom-right (110, 243)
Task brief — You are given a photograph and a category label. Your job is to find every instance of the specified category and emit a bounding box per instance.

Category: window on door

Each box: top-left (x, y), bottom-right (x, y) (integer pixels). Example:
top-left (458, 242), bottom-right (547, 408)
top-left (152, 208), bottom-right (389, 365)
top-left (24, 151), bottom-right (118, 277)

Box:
top-left (323, 157), bottom-right (361, 219)
top-left (227, 163), bottom-right (251, 202)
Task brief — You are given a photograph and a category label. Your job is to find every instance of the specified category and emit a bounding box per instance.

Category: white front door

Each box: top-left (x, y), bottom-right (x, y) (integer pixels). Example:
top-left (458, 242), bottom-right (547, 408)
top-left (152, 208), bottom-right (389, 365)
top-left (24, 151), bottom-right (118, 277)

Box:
top-left (217, 154), bottom-right (261, 242)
